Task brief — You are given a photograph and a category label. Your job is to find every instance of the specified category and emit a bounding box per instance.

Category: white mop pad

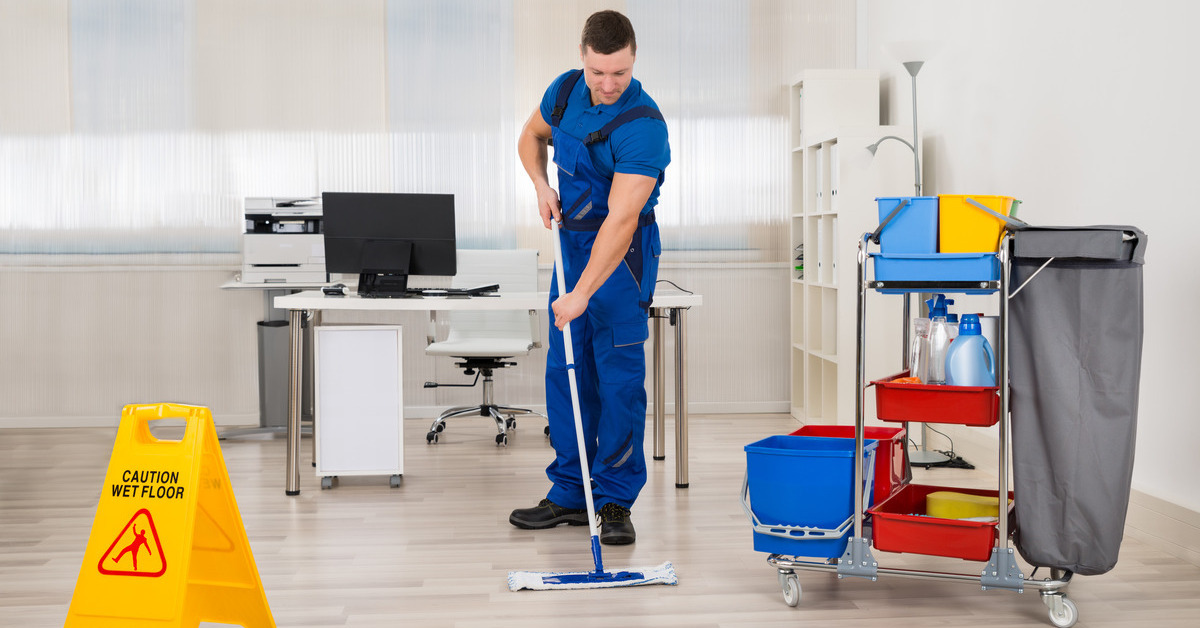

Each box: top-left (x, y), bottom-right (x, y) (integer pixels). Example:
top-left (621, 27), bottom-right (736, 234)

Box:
top-left (507, 561), bottom-right (677, 591)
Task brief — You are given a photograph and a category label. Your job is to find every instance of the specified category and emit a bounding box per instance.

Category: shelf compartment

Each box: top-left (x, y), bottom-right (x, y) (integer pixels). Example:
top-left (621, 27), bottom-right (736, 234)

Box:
top-left (869, 483), bottom-right (1014, 562)
top-left (871, 371), bottom-right (999, 426)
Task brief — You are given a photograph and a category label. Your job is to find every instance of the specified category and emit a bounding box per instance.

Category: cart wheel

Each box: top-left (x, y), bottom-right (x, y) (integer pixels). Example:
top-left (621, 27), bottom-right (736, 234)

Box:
top-left (1046, 596), bottom-right (1077, 628)
top-left (496, 433), bottom-right (508, 447)
top-left (390, 474), bottom-right (403, 488)
top-left (778, 572), bottom-right (801, 607)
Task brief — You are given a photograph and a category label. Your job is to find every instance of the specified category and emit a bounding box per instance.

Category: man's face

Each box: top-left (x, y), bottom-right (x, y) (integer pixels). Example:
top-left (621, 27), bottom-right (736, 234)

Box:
top-left (580, 45), bottom-right (635, 106)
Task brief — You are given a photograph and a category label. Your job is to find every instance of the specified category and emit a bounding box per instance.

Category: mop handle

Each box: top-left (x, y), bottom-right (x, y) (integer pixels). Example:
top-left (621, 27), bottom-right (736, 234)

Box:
top-left (550, 221), bottom-right (605, 572)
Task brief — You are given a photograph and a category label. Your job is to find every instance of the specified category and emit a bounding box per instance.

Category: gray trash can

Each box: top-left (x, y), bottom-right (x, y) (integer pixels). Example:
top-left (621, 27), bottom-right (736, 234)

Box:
top-left (1008, 225), bottom-right (1147, 576)
top-left (256, 319), bottom-right (315, 429)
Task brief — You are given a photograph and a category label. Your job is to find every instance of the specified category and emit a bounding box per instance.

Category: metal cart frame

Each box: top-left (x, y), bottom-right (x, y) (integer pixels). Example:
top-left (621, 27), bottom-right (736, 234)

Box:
top-left (764, 233), bottom-right (1078, 628)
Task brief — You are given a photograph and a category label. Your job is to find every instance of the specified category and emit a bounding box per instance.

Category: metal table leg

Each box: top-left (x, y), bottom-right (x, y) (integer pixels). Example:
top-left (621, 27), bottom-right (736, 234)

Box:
top-left (285, 308), bottom-right (304, 496)
top-left (673, 307), bottom-right (689, 488)
top-left (652, 309), bottom-right (666, 461)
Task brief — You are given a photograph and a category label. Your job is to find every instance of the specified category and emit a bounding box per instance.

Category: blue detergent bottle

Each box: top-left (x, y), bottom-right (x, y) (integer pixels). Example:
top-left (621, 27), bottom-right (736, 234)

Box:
top-left (945, 314), bottom-right (996, 386)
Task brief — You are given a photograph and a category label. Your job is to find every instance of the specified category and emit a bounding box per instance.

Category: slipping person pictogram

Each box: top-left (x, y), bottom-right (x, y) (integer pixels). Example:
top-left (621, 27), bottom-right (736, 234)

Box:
top-left (111, 524), bottom-right (151, 571)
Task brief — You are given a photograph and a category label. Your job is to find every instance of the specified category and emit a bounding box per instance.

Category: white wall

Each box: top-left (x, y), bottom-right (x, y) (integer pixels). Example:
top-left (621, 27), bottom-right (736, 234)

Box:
top-left (864, 0), bottom-right (1200, 512)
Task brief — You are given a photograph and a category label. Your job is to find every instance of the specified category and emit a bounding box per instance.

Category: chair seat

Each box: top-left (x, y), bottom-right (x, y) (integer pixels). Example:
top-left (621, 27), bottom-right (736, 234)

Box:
top-left (426, 337), bottom-right (533, 358)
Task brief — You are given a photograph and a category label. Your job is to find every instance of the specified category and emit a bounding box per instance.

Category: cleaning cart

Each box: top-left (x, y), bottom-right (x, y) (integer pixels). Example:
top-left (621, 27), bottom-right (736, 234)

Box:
top-left (748, 205), bottom-right (1146, 627)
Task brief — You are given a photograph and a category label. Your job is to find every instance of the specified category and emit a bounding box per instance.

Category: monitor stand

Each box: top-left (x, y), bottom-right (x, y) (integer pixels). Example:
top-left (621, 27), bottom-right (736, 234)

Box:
top-left (357, 272), bottom-right (412, 298)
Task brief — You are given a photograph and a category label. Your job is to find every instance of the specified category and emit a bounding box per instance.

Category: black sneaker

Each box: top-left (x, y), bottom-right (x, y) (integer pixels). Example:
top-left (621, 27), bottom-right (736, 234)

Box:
top-left (597, 502), bottom-right (636, 545)
top-left (509, 499), bottom-right (588, 529)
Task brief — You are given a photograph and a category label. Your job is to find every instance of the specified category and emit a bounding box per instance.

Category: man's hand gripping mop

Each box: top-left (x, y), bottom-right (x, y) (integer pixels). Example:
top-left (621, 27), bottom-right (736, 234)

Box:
top-left (507, 221), bottom-right (677, 591)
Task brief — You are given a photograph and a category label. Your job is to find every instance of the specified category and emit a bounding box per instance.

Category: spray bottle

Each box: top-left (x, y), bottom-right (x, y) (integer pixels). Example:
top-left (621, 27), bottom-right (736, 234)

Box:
top-left (925, 294), bottom-right (954, 385)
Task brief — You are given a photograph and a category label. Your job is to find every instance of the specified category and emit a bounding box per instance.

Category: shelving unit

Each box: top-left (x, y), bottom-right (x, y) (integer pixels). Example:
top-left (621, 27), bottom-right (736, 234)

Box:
top-left (788, 70), bottom-right (910, 424)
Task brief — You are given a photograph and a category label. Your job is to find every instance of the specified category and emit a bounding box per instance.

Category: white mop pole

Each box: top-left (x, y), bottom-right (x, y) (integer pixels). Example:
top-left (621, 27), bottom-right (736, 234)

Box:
top-left (550, 220), bottom-right (606, 574)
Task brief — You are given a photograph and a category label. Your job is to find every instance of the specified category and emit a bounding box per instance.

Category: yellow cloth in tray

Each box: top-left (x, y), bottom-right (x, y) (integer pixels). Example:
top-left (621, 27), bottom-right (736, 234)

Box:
top-left (925, 491), bottom-right (1012, 519)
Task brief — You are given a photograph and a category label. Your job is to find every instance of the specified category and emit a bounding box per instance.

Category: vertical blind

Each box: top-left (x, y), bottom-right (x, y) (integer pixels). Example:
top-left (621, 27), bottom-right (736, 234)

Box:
top-left (0, 0), bottom-right (855, 259)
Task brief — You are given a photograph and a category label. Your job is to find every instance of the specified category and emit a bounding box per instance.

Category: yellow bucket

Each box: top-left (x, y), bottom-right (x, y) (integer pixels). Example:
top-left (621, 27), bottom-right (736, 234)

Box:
top-left (938, 194), bottom-right (1016, 253)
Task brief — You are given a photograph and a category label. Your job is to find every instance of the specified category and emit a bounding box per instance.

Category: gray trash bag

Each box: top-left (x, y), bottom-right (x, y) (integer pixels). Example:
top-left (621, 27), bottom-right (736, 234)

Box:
top-left (1008, 225), bottom-right (1146, 576)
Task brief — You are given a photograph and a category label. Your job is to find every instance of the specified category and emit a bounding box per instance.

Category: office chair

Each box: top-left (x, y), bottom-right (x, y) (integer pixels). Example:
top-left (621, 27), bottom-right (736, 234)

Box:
top-left (424, 249), bottom-right (546, 446)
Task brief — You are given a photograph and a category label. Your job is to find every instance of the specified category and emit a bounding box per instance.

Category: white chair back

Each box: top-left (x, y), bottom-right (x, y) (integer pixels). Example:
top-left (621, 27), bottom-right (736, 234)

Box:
top-left (442, 249), bottom-right (539, 346)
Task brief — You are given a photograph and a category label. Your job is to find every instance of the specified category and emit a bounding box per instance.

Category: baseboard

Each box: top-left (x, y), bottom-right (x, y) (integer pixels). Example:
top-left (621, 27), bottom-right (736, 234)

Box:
top-left (0, 413), bottom-right (260, 429)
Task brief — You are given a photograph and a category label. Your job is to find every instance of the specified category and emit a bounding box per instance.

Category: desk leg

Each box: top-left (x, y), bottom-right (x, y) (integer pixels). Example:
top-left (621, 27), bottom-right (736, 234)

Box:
top-left (673, 307), bottom-right (689, 489)
top-left (652, 309), bottom-right (665, 461)
top-left (285, 308), bottom-right (304, 496)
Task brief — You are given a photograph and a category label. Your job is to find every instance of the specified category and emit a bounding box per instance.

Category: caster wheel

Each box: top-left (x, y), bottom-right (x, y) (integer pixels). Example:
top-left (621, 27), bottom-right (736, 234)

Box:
top-left (320, 476), bottom-right (335, 490)
top-left (426, 431), bottom-right (439, 444)
top-left (778, 571), bottom-right (801, 607)
top-left (544, 425), bottom-right (550, 437)
top-left (1047, 597), bottom-right (1077, 628)
top-left (496, 433), bottom-right (508, 447)
top-left (506, 417), bottom-right (517, 431)
top-left (390, 475), bottom-right (403, 488)
top-left (434, 423), bottom-right (445, 433)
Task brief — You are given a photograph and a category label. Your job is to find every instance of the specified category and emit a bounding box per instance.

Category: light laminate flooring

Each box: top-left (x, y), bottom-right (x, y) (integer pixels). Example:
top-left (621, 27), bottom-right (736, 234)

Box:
top-left (2, 414), bottom-right (1198, 627)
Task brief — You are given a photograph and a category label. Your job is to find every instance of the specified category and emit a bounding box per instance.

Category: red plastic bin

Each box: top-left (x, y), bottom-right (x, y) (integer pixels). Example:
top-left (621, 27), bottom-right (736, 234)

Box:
top-left (789, 425), bottom-right (906, 505)
top-left (871, 371), bottom-right (999, 426)
top-left (869, 483), bottom-right (1014, 562)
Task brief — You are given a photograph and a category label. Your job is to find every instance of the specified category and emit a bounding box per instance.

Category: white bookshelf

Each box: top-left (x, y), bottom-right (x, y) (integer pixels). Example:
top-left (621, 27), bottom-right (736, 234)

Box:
top-left (788, 70), bottom-right (911, 425)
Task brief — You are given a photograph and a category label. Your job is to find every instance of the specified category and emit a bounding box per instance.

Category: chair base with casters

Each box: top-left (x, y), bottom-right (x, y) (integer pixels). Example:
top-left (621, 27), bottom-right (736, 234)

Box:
top-left (424, 357), bottom-right (547, 447)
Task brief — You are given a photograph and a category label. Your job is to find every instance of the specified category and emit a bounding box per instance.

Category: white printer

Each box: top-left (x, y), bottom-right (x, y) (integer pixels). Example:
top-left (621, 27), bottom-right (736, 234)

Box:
top-left (241, 197), bottom-right (328, 284)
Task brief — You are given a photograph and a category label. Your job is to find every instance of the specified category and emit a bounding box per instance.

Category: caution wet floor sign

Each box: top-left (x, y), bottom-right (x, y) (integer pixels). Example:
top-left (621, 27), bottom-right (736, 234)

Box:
top-left (65, 403), bottom-right (275, 627)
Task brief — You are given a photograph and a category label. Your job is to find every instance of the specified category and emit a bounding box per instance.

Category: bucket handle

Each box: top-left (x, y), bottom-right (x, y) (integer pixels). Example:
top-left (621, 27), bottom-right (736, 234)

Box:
top-left (870, 198), bottom-right (910, 245)
top-left (965, 197), bottom-right (1028, 230)
top-left (740, 449), bottom-right (877, 541)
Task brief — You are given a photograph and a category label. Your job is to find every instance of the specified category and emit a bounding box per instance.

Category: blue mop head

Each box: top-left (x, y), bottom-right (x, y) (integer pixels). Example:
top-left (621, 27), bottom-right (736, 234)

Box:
top-left (507, 561), bottom-right (678, 591)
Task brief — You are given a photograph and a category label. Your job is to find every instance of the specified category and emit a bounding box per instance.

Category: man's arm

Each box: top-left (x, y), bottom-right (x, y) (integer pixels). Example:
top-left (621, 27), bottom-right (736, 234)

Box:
top-left (551, 172), bottom-right (656, 329)
top-left (517, 108), bottom-right (562, 228)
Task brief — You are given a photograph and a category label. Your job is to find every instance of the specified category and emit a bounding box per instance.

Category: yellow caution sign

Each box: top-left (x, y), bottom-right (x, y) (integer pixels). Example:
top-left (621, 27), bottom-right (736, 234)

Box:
top-left (66, 403), bottom-right (275, 628)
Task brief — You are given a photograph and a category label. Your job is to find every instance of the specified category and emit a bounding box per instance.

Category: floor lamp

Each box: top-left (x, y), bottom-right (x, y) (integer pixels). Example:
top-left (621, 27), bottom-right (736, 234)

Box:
top-left (866, 59), bottom-right (949, 466)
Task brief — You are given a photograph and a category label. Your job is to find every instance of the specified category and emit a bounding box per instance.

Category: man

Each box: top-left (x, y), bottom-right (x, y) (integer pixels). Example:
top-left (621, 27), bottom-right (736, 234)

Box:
top-left (509, 10), bottom-right (669, 546)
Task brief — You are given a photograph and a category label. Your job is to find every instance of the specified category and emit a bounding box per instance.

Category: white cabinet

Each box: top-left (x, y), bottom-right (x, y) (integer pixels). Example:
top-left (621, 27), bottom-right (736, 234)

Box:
top-left (789, 71), bottom-right (911, 425)
top-left (314, 325), bottom-right (404, 488)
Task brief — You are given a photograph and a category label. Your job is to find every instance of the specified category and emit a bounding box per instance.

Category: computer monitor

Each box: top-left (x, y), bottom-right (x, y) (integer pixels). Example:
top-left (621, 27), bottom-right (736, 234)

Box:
top-left (321, 192), bottom-right (457, 298)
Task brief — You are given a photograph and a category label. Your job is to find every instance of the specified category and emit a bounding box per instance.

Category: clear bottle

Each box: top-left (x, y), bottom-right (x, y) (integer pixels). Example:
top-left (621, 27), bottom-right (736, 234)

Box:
top-left (927, 315), bottom-right (951, 385)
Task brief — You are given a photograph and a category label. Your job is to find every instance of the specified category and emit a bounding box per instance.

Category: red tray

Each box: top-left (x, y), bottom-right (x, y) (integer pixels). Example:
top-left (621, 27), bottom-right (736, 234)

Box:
top-left (869, 483), bottom-right (1014, 562)
top-left (871, 371), bottom-right (999, 426)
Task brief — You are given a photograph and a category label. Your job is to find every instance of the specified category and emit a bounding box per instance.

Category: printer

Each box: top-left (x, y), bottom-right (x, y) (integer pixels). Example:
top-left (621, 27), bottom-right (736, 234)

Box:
top-left (241, 197), bottom-right (328, 284)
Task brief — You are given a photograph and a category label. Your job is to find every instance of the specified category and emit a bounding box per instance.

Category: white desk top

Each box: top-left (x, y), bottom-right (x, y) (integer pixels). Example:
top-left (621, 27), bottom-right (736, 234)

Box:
top-left (274, 289), bottom-right (701, 311)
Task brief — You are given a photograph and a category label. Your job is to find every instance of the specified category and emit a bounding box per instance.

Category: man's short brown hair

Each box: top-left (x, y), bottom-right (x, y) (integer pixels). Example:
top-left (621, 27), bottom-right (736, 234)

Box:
top-left (581, 10), bottom-right (636, 55)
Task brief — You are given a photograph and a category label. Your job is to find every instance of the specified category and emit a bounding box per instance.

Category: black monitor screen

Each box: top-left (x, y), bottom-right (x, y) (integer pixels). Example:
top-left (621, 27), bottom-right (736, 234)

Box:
top-left (322, 192), bottom-right (456, 297)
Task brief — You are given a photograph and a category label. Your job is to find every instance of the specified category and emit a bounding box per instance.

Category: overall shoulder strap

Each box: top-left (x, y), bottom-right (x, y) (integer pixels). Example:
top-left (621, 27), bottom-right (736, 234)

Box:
top-left (584, 105), bottom-right (665, 145)
top-left (550, 70), bottom-right (584, 128)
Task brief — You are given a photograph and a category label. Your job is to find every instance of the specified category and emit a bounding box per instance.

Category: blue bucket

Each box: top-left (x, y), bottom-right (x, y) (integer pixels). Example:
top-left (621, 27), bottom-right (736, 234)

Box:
top-left (876, 196), bottom-right (938, 254)
top-left (744, 435), bottom-right (877, 557)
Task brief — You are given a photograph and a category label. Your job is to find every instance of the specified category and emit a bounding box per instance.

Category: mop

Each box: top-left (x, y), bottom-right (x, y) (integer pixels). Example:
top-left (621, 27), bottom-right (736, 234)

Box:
top-left (507, 221), bottom-right (677, 592)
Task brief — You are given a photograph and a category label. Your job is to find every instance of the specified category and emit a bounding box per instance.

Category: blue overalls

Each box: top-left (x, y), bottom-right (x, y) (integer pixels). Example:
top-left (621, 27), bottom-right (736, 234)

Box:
top-left (544, 70), bottom-right (665, 512)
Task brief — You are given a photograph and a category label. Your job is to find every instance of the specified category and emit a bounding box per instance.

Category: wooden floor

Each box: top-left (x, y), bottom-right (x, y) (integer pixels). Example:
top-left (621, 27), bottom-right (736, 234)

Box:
top-left (3, 413), bottom-right (1198, 627)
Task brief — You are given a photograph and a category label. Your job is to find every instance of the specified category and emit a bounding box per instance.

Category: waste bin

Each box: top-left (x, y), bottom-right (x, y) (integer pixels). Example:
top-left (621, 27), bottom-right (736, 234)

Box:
top-left (1008, 225), bottom-right (1147, 575)
top-left (256, 319), bottom-right (314, 429)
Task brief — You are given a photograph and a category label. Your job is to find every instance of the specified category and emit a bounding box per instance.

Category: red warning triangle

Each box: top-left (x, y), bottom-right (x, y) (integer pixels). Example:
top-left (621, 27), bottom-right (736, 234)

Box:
top-left (97, 508), bottom-right (167, 577)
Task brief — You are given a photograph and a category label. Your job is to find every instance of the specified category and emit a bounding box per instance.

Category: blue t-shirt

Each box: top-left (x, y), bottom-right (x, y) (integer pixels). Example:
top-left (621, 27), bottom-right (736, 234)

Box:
top-left (539, 70), bottom-right (670, 205)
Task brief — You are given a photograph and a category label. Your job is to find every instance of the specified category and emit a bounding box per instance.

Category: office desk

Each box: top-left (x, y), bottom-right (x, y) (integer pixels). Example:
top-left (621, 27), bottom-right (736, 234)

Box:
top-left (274, 289), bottom-right (702, 495)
